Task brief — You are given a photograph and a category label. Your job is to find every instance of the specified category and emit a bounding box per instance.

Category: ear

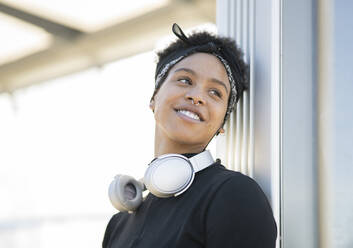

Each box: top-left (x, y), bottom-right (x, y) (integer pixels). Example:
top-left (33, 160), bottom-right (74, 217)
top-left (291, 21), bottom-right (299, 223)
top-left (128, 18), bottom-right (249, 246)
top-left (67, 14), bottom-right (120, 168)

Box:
top-left (215, 127), bottom-right (225, 136)
top-left (149, 99), bottom-right (155, 112)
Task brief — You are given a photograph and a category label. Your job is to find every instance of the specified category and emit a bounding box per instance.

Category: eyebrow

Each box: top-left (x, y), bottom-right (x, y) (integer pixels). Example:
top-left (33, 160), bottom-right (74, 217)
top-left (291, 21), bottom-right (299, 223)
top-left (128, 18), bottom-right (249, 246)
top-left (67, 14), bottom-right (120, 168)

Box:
top-left (174, 68), bottom-right (196, 75)
top-left (173, 68), bottom-right (229, 94)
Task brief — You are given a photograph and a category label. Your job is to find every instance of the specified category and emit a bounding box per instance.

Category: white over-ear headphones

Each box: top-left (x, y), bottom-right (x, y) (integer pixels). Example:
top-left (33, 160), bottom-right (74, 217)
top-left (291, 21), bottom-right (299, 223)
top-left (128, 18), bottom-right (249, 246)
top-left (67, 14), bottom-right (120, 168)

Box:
top-left (108, 150), bottom-right (214, 212)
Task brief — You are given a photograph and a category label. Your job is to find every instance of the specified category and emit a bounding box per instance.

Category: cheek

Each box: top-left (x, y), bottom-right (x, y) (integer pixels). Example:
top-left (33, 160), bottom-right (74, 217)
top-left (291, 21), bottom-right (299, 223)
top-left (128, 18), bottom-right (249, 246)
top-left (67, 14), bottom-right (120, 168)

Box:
top-left (210, 103), bottom-right (228, 127)
top-left (154, 85), bottom-right (183, 109)
top-left (153, 94), bottom-right (175, 122)
top-left (153, 101), bottom-right (166, 121)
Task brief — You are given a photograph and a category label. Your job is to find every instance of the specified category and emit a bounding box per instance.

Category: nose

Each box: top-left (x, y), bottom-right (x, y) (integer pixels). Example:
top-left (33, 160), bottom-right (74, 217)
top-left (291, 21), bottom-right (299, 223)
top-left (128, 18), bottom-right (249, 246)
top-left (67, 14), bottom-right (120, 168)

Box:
top-left (185, 88), bottom-right (205, 106)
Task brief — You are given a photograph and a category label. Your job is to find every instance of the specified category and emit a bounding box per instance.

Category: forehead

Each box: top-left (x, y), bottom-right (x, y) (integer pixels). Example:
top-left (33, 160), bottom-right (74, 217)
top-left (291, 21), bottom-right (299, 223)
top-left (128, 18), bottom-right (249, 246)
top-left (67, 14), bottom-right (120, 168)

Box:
top-left (169, 53), bottom-right (230, 89)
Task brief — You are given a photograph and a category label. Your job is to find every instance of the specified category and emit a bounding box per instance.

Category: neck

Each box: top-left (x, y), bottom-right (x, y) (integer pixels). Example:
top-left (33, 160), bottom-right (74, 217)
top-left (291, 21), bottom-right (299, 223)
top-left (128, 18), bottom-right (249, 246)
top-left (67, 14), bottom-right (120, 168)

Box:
top-left (154, 125), bottom-right (204, 157)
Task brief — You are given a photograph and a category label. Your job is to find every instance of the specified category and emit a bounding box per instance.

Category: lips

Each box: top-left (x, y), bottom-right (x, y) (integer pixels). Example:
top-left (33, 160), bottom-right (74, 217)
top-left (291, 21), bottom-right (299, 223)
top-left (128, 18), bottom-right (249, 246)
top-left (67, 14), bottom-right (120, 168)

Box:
top-left (174, 105), bottom-right (205, 122)
top-left (177, 109), bottom-right (201, 121)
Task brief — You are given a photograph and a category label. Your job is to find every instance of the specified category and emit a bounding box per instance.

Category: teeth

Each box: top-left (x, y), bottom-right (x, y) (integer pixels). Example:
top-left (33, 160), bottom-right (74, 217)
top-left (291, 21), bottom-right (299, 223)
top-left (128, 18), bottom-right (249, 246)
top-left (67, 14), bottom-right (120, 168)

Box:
top-left (177, 109), bottom-right (200, 121)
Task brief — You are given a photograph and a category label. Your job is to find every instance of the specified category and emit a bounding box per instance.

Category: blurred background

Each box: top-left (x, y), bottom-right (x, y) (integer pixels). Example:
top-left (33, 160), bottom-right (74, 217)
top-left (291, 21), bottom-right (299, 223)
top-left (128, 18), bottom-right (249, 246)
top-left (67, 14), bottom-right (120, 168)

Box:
top-left (0, 0), bottom-right (352, 248)
top-left (0, 0), bottom-right (217, 247)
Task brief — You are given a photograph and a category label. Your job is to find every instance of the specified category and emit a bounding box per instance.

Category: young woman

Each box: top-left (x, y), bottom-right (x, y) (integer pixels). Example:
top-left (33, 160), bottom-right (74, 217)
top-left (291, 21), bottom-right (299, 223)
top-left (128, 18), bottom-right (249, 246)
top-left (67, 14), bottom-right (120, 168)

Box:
top-left (103, 24), bottom-right (277, 248)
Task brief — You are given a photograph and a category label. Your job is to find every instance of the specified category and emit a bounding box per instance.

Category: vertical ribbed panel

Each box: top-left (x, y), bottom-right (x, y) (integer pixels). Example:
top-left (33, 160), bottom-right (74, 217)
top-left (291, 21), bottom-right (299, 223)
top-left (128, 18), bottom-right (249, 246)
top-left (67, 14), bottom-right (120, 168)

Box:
top-left (247, 0), bottom-right (255, 178)
top-left (226, 0), bottom-right (236, 170)
top-left (216, 0), bottom-right (255, 177)
top-left (234, 0), bottom-right (243, 172)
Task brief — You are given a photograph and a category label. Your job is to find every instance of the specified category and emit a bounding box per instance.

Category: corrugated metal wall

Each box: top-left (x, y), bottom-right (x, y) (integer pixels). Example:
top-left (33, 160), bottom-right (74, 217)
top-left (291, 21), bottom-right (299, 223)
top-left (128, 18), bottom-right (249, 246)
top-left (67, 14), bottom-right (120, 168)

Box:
top-left (216, 0), bottom-right (320, 247)
top-left (216, 0), bottom-right (255, 177)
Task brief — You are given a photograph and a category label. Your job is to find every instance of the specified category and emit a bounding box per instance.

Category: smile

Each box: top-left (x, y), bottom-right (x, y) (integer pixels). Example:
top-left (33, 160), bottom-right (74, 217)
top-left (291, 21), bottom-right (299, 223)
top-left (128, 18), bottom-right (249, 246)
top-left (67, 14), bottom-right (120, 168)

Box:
top-left (176, 109), bottom-right (202, 121)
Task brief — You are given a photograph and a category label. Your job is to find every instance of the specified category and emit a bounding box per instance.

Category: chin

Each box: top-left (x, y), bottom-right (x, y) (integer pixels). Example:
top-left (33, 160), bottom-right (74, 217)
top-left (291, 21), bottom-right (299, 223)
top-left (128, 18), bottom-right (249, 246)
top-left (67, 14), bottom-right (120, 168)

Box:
top-left (167, 129), bottom-right (208, 146)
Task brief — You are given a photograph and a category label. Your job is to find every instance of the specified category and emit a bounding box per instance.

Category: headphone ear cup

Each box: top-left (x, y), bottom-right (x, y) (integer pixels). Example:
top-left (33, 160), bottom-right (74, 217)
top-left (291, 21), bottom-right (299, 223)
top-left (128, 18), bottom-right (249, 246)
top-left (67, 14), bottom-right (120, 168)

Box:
top-left (144, 157), bottom-right (194, 198)
top-left (108, 175), bottom-right (144, 212)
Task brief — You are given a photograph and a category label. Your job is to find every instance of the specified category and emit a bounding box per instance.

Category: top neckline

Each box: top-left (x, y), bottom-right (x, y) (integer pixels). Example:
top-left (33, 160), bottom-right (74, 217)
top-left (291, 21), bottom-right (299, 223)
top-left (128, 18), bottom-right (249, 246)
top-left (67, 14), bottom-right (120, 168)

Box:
top-left (150, 152), bottom-right (199, 164)
top-left (181, 153), bottom-right (198, 158)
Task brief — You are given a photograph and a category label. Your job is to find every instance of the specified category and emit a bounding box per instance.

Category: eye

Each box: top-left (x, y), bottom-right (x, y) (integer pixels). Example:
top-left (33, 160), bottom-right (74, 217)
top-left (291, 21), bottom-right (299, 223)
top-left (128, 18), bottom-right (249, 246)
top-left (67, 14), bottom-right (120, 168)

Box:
top-left (178, 77), bottom-right (192, 85)
top-left (209, 89), bottom-right (222, 98)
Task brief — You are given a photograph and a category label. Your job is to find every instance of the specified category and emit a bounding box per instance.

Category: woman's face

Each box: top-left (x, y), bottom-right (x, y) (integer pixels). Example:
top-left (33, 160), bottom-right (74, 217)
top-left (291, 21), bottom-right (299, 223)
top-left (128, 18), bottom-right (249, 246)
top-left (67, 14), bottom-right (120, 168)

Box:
top-left (151, 53), bottom-right (230, 149)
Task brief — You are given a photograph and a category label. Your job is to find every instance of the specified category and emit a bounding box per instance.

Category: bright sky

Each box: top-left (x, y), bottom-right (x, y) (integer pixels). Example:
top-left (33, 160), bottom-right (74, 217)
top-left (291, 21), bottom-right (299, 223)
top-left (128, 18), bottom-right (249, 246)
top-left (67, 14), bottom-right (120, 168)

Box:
top-left (0, 52), bottom-right (156, 247)
top-left (0, 12), bottom-right (51, 65)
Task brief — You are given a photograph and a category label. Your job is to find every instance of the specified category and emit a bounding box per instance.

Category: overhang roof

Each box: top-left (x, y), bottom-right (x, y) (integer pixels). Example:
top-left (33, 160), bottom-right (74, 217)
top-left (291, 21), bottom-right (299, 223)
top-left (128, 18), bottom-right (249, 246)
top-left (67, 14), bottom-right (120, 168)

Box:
top-left (0, 0), bottom-right (215, 93)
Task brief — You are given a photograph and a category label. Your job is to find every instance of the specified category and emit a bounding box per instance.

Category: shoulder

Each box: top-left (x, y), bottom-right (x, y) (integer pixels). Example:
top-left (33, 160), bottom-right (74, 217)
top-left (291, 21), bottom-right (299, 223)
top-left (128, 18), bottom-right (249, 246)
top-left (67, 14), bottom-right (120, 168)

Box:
top-left (215, 166), bottom-right (268, 200)
top-left (196, 162), bottom-right (275, 217)
top-left (203, 163), bottom-right (277, 247)
top-left (207, 162), bottom-right (273, 214)
top-left (198, 162), bottom-right (262, 196)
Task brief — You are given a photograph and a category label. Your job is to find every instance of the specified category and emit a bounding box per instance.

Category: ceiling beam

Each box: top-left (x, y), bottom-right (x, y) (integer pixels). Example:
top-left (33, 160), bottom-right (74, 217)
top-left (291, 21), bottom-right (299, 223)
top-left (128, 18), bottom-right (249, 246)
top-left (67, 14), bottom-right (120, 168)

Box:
top-left (0, 2), bottom-right (84, 40)
top-left (0, 0), bottom-right (215, 93)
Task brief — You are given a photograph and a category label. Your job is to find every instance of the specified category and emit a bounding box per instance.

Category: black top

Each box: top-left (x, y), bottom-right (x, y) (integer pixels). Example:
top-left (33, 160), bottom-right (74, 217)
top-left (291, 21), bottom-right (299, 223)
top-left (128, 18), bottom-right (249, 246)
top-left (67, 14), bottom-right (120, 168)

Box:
top-left (103, 160), bottom-right (277, 248)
